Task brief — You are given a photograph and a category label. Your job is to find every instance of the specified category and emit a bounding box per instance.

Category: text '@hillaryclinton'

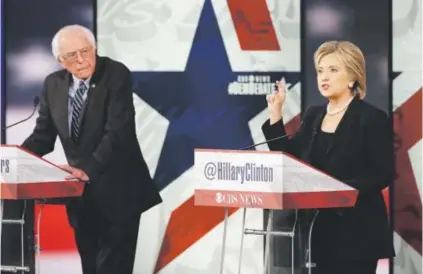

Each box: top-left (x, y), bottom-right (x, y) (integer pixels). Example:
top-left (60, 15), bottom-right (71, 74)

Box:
top-left (204, 162), bottom-right (274, 183)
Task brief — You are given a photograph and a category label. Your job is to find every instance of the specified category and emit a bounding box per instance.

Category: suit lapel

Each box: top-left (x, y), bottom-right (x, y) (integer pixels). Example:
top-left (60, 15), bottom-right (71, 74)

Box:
top-left (76, 56), bottom-right (105, 143)
top-left (78, 83), bottom-right (101, 139)
top-left (55, 73), bottom-right (72, 139)
top-left (302, 107), bottom-right (325, 162)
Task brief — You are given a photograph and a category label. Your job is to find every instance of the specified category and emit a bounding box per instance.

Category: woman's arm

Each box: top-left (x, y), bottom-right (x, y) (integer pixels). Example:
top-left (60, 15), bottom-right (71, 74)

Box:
top-left (261, 107), bottom-right (316, 157)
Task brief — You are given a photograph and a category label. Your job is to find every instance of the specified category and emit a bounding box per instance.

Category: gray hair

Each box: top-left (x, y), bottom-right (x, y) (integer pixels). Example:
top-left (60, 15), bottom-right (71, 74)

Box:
top-left (51, 24), bottom-right (96, 59)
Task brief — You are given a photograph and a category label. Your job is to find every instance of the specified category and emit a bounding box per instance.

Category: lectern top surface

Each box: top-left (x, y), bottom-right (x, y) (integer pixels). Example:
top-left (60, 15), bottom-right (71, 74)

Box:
top-left (0, 145), bottom-right (74, 184)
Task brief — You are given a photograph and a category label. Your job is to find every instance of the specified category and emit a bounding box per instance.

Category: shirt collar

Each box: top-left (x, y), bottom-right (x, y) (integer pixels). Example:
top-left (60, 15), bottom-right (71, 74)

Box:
top-left (72, 74), bottom-right (91, 89)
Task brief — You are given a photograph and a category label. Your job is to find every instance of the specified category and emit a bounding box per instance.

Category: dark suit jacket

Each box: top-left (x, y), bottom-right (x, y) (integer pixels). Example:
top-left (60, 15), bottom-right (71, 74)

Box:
top-left (262, 96), bottom-right (395, 262)
top-left (21, 56), bottom-right (162, 226)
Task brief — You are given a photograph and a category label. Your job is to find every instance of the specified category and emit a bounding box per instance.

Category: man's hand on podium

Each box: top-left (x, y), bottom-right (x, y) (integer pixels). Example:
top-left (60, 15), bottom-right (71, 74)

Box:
top-left (59, 164), bottom-right (90, 182)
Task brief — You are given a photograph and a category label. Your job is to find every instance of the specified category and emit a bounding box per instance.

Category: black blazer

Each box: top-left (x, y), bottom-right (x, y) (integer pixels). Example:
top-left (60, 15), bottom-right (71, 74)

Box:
top-left (262, 96), bottom-right (395, 262)
top-left (22, 56), bottom-right (162, 225)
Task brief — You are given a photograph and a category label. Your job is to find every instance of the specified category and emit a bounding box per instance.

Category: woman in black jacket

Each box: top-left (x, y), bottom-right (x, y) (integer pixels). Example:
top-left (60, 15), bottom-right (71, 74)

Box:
top-left (262, 40), bottom-right (394, 274)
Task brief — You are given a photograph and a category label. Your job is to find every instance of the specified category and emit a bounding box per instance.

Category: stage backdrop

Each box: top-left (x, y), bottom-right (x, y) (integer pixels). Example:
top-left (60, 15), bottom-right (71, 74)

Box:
top-left (391, 0), bottom-right (422, 272)
top-left (96, 0), bottom-right (420, 274)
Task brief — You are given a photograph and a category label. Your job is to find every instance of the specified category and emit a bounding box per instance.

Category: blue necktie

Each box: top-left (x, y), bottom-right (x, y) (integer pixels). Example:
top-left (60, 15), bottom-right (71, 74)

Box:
top-left (71, 81), bottom-right (87, 142)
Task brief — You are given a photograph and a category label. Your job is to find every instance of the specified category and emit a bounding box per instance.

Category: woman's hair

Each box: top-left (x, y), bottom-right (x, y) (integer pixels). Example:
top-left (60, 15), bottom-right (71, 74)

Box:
top-left (314, 41), bottom-right (366, 99)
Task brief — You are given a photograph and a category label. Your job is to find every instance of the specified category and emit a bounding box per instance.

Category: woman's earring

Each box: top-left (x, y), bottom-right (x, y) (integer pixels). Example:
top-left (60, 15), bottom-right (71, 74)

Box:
top-left (348, 82), bottom-right (354, 89)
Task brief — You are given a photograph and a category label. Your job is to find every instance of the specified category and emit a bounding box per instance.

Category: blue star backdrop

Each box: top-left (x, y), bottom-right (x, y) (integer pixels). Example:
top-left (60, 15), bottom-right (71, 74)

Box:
top-left (132, 0), bottom-right (300, 190)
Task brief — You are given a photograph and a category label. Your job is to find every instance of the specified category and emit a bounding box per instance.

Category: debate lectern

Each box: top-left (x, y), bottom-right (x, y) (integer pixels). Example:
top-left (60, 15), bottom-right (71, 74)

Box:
top-left (0, 145), bottom-right (84, 273)
top-left (193, 149), bottom-right (358, 274)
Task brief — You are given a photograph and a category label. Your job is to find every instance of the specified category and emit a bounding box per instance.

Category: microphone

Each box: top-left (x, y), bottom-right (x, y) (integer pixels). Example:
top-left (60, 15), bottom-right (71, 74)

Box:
top-left (241, 95), bottom-right (314, 151)
top-left (3, 96), bottom-right (40, 130)
top-left (240, 132), bottom-right (295, 150)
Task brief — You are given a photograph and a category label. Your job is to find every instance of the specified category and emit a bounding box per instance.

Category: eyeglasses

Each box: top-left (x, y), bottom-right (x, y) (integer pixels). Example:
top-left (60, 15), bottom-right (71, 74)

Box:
top-left (60, 46), bottom-right (93, 62)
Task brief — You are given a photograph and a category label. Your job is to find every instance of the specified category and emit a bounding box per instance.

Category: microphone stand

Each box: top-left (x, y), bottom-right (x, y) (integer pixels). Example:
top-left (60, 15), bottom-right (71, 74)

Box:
top-left (3, 96), bottom-right (40, 130)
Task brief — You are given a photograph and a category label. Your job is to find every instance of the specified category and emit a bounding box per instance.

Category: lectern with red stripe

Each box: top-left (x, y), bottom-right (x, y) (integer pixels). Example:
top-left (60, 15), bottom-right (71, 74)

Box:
top-left (194, 149), bottom-right (358, 274)
top-left (0, 145), bottom-right (84, 273)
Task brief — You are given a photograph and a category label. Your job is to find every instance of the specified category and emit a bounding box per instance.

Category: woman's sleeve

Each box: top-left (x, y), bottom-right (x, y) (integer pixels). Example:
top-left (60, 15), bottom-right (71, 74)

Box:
top-left (261, 107), bottom-right (315, 157)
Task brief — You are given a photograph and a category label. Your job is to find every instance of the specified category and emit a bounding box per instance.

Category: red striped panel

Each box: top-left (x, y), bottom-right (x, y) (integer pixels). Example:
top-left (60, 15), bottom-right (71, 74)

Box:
top-left (34, 204), bottom-right (76, 251)
top-left (227, 0), bottom-right (280, 51)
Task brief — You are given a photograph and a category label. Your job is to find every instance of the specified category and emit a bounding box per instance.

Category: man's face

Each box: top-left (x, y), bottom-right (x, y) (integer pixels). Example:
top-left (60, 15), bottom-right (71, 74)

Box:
top-left (58, 32), bottom-right (96, 79)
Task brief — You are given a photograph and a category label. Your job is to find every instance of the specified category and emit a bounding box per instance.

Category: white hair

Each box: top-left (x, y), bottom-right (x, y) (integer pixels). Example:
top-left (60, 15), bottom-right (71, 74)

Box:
top-left (51, 24), bottom-right (96, 59)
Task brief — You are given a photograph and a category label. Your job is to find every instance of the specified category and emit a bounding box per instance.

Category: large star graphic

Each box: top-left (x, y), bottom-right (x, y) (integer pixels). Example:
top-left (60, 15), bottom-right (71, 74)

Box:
top-left (132, 0), bottom-right (300, 190)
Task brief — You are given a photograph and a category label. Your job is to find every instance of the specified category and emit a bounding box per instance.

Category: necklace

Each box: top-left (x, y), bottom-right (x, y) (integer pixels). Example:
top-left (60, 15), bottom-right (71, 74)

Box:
top-left (326, 97), bottom-right (354, 116)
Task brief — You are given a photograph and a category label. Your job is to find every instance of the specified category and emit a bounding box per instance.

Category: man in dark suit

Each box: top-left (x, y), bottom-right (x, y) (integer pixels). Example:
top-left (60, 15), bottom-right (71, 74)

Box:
top-left (21, 24), bottom-right (162, 274)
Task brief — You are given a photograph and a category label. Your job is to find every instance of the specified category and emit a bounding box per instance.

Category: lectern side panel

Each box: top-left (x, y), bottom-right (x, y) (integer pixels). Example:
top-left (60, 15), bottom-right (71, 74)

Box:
top-left (281, 190), bottom-right (358, 209)
top-left (0, 183), bottom-right (17, 199)
top-left (15, 181), bottom-right (84, 199)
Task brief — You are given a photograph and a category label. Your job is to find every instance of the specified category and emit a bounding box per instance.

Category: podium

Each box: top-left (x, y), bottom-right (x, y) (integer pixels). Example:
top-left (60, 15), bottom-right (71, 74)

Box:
top-left (0, 145), bottom-right (84, 273)
top-left (193, 149), bottom-right (358, 274)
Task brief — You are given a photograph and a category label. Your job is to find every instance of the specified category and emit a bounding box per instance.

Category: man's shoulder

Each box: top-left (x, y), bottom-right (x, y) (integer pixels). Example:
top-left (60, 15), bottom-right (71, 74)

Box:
top-left (99, 55), bottom-right (130, 75)
top-left (44, 69), bottom-right (67, 83)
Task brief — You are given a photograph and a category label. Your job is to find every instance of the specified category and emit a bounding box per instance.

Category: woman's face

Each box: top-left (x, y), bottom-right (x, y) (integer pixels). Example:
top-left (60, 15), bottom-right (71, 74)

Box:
top-left (316, 53), bottom-right (351, 100)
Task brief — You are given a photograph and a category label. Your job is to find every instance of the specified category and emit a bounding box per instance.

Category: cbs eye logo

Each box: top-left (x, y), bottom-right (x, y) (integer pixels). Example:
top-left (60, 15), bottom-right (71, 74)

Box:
top-left (215, 192), bottom-right (223, 203)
